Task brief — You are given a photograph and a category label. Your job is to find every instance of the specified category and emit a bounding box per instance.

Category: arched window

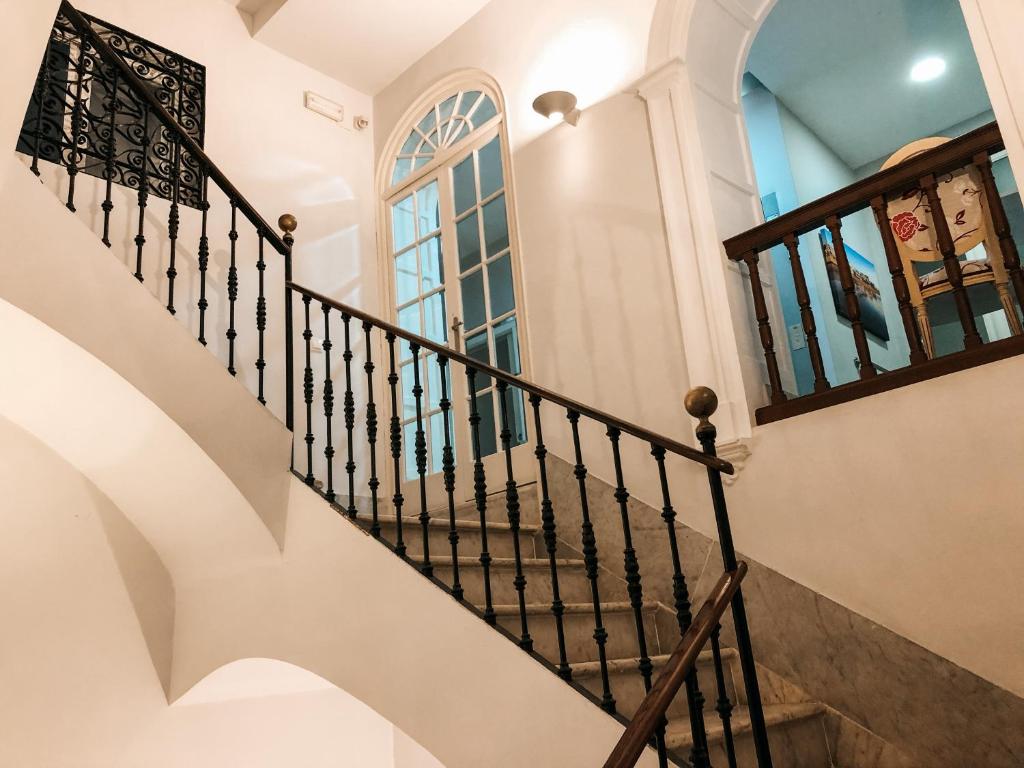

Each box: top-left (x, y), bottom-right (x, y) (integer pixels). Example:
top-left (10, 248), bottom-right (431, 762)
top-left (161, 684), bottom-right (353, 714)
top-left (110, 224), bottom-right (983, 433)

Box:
top-left (380, 79), bottom-right (529, 490)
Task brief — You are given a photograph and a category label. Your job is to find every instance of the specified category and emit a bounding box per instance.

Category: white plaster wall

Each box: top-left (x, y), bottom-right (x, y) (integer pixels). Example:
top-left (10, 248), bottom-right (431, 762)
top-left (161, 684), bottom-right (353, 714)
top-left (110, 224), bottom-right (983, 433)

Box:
top-left (10, 0), bottom-right (379, 428)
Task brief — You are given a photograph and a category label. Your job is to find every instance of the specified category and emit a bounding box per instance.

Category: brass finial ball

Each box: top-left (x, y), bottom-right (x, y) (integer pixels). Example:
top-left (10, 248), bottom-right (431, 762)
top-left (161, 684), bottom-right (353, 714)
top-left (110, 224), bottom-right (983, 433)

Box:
top-left (684, 386), bottom-right (718, 420)
top-left (278, 213), bottom-right (298, 234)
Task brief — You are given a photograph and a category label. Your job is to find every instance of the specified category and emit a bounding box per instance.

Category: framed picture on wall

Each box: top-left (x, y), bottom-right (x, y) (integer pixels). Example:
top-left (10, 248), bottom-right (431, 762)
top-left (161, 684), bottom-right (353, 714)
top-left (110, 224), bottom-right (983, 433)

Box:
top-left (818, 228), bottom-right (890, 341)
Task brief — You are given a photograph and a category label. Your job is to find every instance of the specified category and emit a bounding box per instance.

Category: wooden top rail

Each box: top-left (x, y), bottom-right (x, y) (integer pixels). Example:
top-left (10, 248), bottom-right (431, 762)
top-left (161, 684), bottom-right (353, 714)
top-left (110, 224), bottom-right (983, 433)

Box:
top-left (58, 0), bottom-right (291, 256)
top-left (602, 562), bottom-right (748, 768)
top-left (723, 121), bottom-right (1004, 258)
top-left (288, 281), bottom-right (735, 474)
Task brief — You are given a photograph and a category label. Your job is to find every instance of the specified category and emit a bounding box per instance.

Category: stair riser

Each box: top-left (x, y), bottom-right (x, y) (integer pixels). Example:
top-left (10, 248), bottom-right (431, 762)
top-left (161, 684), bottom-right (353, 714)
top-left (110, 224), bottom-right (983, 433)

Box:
top-left (432, 564), bottom-right (600, 605)
top-left (368, 524), bottom-right (536, 560)
top-left (427, 486), bottom-right (541, 524)
top-left (706, 714), bottom-right (830, 768)
top-left (497, 609), bottom-right (662, 665)
top-left (585, 660), bottom-right (737, 722)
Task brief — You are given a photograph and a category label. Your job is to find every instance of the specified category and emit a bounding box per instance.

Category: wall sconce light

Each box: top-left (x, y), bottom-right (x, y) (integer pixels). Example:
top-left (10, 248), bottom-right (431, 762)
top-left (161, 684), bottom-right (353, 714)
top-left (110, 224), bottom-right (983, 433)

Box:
top-left (532, 91), bottom-right (581, 126)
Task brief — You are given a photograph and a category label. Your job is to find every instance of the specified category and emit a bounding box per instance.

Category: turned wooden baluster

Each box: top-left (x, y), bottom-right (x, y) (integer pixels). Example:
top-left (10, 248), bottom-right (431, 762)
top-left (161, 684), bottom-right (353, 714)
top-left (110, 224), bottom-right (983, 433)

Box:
top-left (782, 234), bottom-right (829, 391)
top-left (974, 151), bottom-right (1024, 312)
top-left (824, 215), bottom-right (876, 379)
top-left (920, 174), bottom-right (982, 349)
top-left (740, 251), bottom-right (787, 404)
top-left (870, 196), bottom-right (929, 365)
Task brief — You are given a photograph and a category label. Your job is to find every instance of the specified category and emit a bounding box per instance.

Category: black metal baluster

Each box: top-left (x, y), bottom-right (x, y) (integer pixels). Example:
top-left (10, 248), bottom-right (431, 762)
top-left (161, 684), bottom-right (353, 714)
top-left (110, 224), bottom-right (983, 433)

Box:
top-left (530, 394), bottom-right (570, 680)
top-left (100, 67), bottom-right (118, 247)
top-left (197, 173), bottom-right (210, 345)
top-left (226, 202), bottom-right (239, 375)
top-left (255, 233), bottom-right (267, 404)
top-left (652, 445), bottom-right (710, 768)
top-left (711, 624), bottom-right (738, 768)
top-left (497, 382), bottom-right (531, 651)
top-left (302, 294), bottom-right (315, 485)
top-left (567, 410), bottom-right (615, 713)
top-left (364, 322), bottom-right (381, 538)
top-left (65, 38), bottom-right (86, 212)
top-left (686, 387), bottom-right (774, 768)
top-left (133, 105), bottom-right (150, 283)
top-left (166, 134), bottom-right (181, 315)
top-left (607, 426), bottom-right (664, 763)
top-left (438, 355), bottom-right (462, 600)
top-left (29, 44), bottom-right (53, 177)
top-left (386, 333), bottom-right (406, 558)
top-left (322, 304), bottom-right (336, 503)
top-left (342, 314), bottom-right (357, 519)
top-left (410, 343), bottom-right (432, 576)
top-left (468, 369), bottom-right (495, 625)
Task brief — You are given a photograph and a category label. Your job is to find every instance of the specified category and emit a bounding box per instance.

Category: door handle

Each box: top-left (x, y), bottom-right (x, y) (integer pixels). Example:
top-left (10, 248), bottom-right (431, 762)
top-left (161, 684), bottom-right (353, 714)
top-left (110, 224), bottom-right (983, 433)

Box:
top-left (450, 316), bottom-right (463, 352)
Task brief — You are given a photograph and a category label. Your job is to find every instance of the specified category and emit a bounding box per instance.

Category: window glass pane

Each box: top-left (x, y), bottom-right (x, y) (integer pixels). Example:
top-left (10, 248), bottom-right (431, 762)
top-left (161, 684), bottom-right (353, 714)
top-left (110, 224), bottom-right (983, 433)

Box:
top-left (460, 91), bottom-right (482, 117)
top-left (461, 269), bottom-right (486, 331)
top-left (453, 155), bottom-right (477, 215)
top-left (397, 304), bottom-right (420, 361)
top-left (392, 158), bottom-right (412, 186)
top-left (400, 362), bottom-right (419, 420)
top-left (414, 154), bottom-right (432, 169)
top-left (395, 248), bottom-right (418, 305)
top-left (452, 120), bottom-right (471, 145)
top-left (403, 421), bottom-right (417, 481)
top-left (498, 386), bottom-right (528, 448)
top-left (483, 194), bottom-right (509, 256)
top-left (474, 390), bottom-right (498, 458)
top-left (472, 95), bottom-right (497, 127)
top-left (439, 95), bottom-right (458, 122)
top-left (400, 131), bottom-right (419, 154)
top-left (417, 109), bottom-right (437, 136)
top-left (427, 356), bottom-right (448, 411)
top-left (465, 332), bottom-right (491, 391)
top-left (392, 195), bottom-right (415, 252)
top-left (478, 135), bottom-right (504, 199)
top-left (423, 291), bottom-right (447, 344)
top-left (417, 181), bottom-right (440, 235)
top-left (488, 254), bottom-right (515, 318)
top-left (493, 316), bottom-right (521, 375)
top-left (420, 236), bottom-right (443, 293)
top-left (457, 212), bottom-right (481, 272)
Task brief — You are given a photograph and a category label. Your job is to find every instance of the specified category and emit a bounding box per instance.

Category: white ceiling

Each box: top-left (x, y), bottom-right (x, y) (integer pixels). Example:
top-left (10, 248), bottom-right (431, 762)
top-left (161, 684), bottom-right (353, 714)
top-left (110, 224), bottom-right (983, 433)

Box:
top-left (746, 0), bottom-right (993, 170)
top-left (230, 0), bottom-right (494, 95)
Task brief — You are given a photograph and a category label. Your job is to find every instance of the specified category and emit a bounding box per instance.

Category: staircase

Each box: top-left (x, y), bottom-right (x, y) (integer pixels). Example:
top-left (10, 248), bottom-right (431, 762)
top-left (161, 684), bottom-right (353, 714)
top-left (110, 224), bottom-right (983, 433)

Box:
top-left (7, 4), bottom-right (923, 768)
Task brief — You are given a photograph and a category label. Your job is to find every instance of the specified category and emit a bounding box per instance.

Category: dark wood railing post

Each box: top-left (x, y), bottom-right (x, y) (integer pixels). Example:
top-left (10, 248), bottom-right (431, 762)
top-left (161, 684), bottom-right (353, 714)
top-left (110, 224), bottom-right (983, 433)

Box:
top-left (782, 234), bottom-right (830, 391)
top-left (280, 214), bottom-right (297, 435)
top-left (920, 174), bottom-right (982, 349)
top-left (740, 251), bottom-right (788, 404)
top-left (685, 387), bottom-right (774, 768)
top-left (824, 215), bottom-right (876, 379)
top-left (870, 196), bottom-right (928, 365)
top-left (974, 151), bottom-right (1024, 311)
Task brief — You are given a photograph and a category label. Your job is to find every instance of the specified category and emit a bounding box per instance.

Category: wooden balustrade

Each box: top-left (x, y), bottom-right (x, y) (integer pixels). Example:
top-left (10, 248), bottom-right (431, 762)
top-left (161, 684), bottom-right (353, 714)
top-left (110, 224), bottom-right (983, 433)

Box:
top-left (724, 121), bottom-right (1024, 424)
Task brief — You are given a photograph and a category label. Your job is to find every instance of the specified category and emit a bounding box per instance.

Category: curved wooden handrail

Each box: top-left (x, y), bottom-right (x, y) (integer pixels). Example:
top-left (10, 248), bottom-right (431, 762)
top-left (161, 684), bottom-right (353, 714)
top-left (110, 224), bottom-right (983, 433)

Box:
top-left (723, 120), bottom-right (1003, 258)
top-left (602, 562), bottom-right (748, 768)
top-left (58, 0), bottom-right (290, 256)
top-left (287, 281), bottom-right (735, 474)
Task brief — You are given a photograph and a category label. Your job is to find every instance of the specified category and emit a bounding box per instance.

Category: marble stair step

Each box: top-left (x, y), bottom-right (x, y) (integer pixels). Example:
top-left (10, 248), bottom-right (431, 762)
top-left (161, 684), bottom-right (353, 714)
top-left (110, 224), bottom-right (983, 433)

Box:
top-left (488, 601), bottom-right (663, 664)
top-left (572, 648), bottom-right (739, 721)
top-left (665, 702), bottom-right (830, 767)
top-left (421, 555), bottom-right (609, 604)
top-left (412, 483), bottom-right (541, 523)
top-left (358, 513), bottom-right (541, 559)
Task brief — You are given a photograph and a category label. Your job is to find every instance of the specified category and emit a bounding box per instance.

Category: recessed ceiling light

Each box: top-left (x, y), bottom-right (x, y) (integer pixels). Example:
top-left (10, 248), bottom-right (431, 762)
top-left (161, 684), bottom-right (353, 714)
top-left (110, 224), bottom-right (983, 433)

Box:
top-left (910, 56), bottom-right (947, 83)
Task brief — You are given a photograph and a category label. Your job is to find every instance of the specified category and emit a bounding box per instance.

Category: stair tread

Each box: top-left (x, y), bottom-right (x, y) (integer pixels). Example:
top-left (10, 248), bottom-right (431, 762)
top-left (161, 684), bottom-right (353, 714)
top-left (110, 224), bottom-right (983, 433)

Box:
top-left (415, 556), bottom-right (586, 569)
top-left (571, 648), bottom-right (738, 678)
top-left (487, 601), bottom-right (659, 617)
top-left (664, 701), bottom-right (825, 749)
top-left (363, 514), bottom-right (542, 534)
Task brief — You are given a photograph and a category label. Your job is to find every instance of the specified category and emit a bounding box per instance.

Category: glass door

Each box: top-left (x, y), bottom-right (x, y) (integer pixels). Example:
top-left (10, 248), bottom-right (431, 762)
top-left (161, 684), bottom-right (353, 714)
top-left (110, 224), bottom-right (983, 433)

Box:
top-left (387, 128), bottom-right (533, 511)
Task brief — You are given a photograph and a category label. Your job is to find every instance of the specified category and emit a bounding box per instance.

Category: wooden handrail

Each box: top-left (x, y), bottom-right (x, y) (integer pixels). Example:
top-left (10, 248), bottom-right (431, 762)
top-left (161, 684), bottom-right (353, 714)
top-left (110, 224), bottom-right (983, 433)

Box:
top-left (602, 562), bottom-right (748, 768)
top-left (57, 0), bottom-right (290, 256)
top-left (723, 121), bottom-right (1004, 257)
top-left (287, 281), bottom-right (735, 474)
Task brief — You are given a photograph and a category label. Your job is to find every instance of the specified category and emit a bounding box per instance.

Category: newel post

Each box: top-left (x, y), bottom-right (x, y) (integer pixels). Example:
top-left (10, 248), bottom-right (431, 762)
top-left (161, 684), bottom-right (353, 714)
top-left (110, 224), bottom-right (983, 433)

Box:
top-left (280, 213), bottom-right (297, 436)
top-left (685, 387), bottom-right (774, 768)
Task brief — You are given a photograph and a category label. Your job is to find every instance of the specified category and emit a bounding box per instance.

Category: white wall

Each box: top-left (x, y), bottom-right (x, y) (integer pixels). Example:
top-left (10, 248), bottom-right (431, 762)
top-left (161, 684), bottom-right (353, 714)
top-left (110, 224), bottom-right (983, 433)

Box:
top-left (12, 0), bottom-right (379, 426)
